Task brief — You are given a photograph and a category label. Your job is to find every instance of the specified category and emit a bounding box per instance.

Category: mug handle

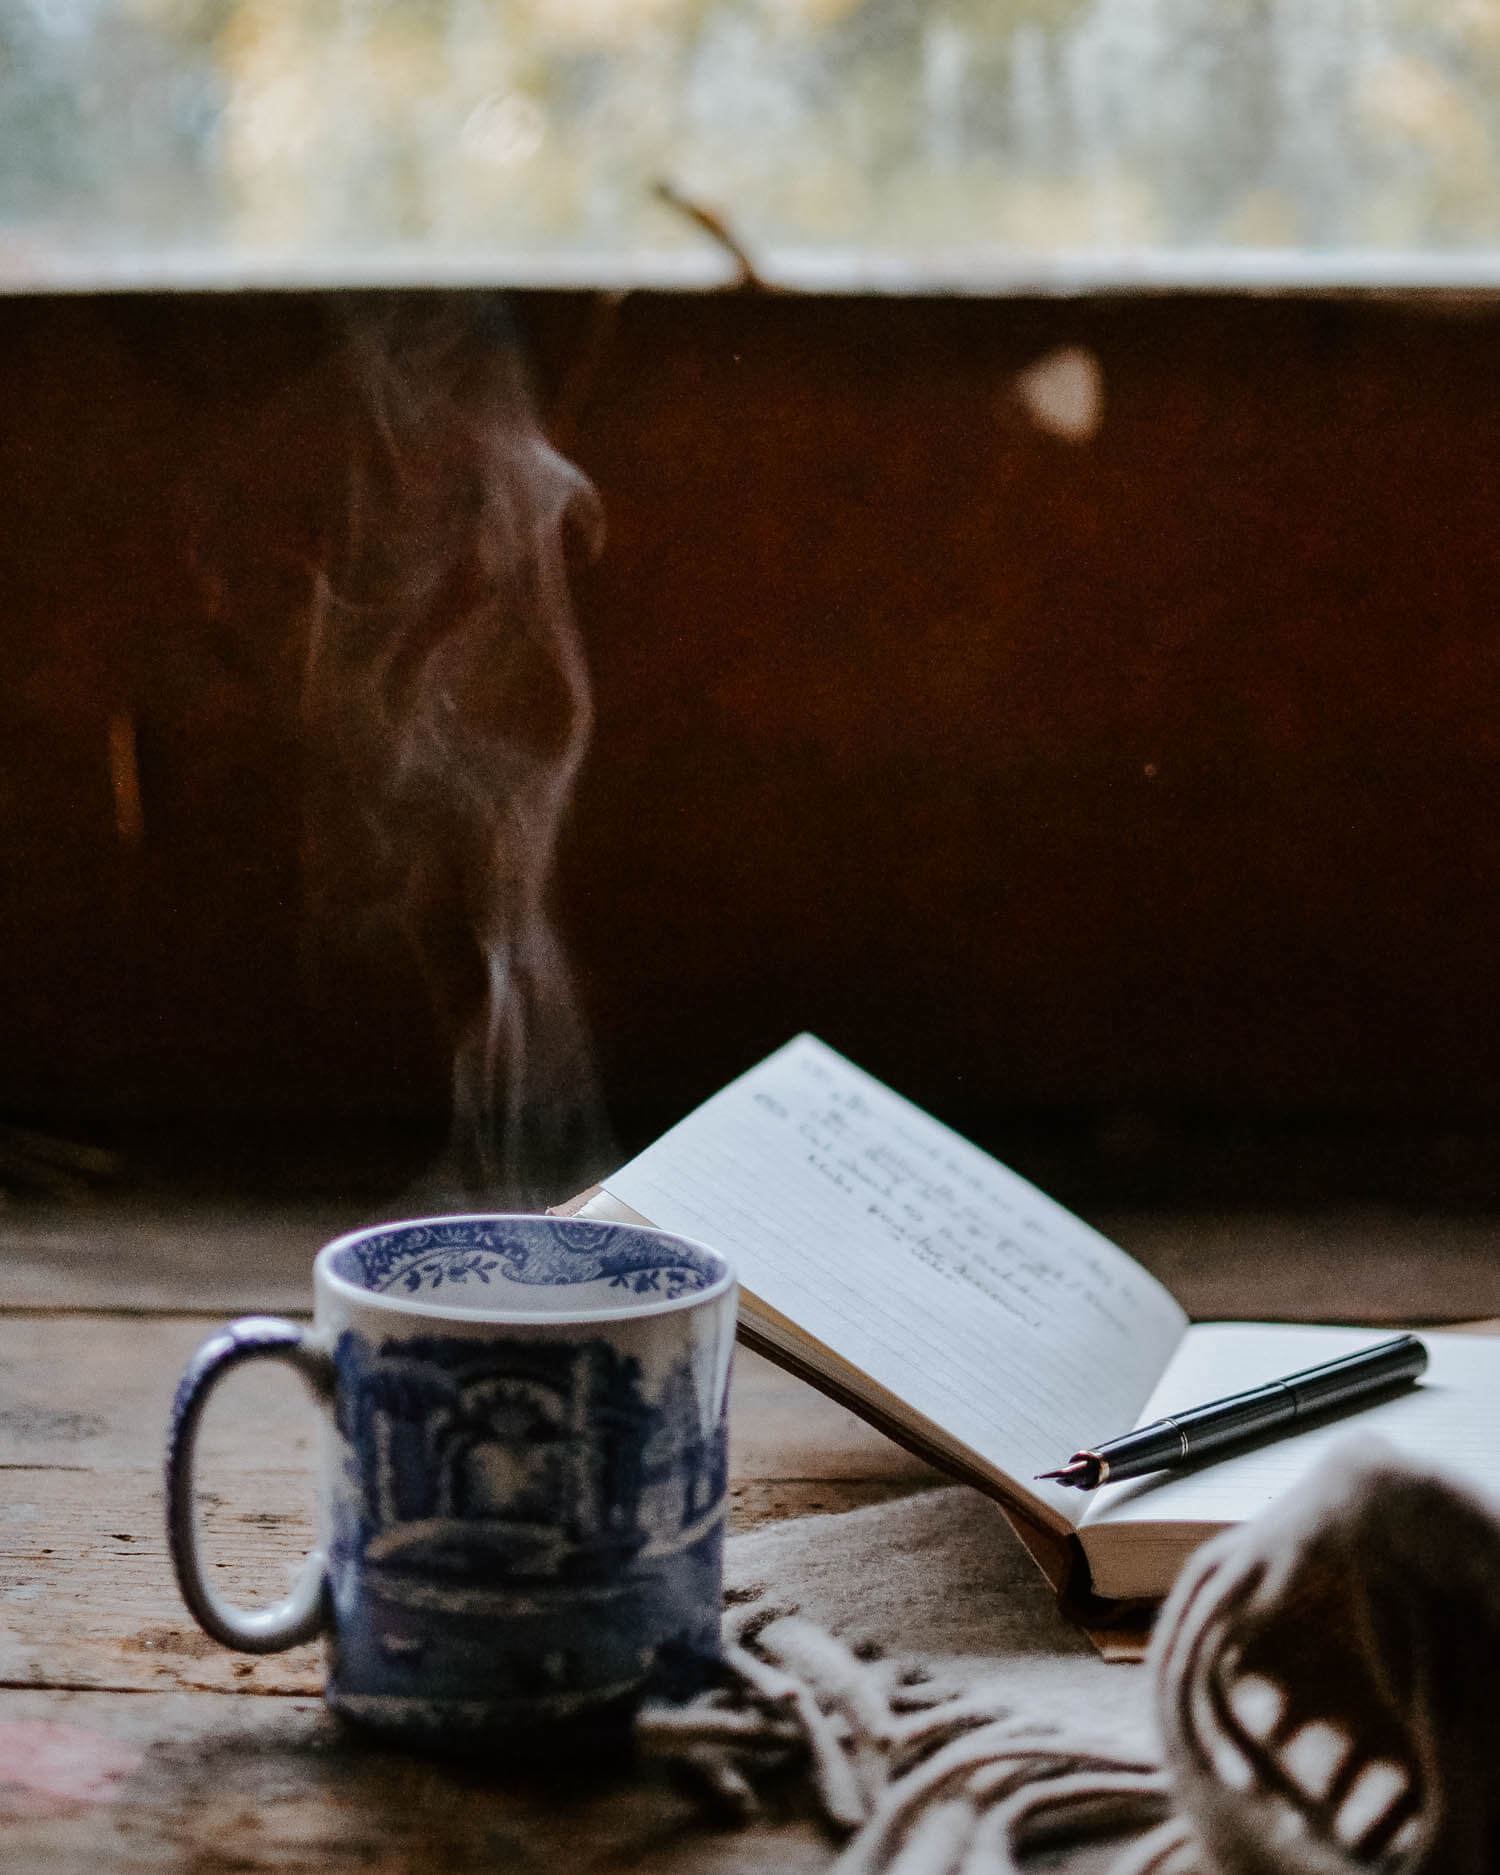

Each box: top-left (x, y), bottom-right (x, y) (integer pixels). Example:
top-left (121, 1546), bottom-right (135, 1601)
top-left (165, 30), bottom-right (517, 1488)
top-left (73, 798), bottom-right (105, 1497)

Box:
top-left (165, 1316), bottom-right (335, 1653)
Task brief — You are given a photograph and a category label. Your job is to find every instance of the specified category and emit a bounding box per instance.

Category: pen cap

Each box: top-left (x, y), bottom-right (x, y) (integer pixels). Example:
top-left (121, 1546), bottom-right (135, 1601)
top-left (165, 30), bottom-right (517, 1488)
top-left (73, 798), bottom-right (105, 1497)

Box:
top-left (1283, 1333), bottom-right (1428, 1415)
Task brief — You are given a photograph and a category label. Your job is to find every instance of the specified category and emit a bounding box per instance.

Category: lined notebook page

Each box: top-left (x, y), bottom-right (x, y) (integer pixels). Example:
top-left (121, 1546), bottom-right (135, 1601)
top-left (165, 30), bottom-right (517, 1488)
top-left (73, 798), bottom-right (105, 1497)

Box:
top-left (1080, 1323), bottom-right (1500, 1534)
top-left (604, 1035), bottom-right (1188, 1528)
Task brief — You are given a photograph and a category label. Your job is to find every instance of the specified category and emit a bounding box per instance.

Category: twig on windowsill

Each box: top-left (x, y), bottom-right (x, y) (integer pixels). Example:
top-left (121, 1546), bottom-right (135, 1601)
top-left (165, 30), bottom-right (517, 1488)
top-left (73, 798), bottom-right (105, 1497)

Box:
top-left (653, 181), bottom-right (770, 292)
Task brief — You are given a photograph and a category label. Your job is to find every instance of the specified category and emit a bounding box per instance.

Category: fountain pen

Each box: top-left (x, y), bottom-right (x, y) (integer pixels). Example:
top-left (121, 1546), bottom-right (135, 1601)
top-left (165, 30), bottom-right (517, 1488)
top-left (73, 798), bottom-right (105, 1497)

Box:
top-left (1036, 1332), bottom-right (1428, 1490)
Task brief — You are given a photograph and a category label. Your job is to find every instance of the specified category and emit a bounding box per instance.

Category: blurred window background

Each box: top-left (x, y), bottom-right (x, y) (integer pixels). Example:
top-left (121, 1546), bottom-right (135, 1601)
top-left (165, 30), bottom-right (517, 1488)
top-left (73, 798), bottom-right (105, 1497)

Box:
top-left (5, 0), bottom-right (1500, 291)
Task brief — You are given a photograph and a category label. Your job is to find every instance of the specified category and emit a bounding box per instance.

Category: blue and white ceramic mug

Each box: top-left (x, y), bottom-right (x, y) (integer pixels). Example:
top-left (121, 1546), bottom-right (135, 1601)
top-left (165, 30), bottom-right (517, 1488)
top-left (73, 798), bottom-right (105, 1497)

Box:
top-left (165, 1214), bottom-right (737, 1740)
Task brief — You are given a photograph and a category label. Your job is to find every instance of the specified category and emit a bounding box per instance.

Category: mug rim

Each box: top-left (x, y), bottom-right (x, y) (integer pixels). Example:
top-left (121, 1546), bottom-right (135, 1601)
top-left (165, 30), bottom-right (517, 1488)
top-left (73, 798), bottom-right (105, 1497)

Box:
top-left (314, 1211), bottom-right (738, 1325)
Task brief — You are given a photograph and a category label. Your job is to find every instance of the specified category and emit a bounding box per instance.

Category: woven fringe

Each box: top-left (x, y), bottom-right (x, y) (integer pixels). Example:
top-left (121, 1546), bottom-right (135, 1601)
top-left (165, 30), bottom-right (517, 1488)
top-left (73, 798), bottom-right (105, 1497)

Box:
top-left (637, 1605), bottom-right (1182, 1873)
top-left (640, 1443), bottom-right (1500, 1873)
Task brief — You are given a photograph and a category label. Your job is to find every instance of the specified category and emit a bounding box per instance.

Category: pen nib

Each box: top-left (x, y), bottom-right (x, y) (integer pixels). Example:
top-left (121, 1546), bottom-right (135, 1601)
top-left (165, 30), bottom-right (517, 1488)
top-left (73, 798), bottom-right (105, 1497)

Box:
top-left (1034, 1458), bottom-right (1098, 1489)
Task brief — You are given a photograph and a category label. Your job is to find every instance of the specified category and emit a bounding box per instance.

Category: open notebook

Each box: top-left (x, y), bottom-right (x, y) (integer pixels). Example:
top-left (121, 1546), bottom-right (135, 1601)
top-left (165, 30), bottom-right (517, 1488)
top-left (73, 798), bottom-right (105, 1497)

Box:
top-left (573, 1035), bottom-right (1500, 1606)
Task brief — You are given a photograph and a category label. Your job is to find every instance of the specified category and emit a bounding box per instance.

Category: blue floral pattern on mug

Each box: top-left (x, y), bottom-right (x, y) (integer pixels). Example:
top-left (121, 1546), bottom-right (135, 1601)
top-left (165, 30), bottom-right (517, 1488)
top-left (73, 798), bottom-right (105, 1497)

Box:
top-left (325, 1327), bottom-right (729, 1726)
top-left (335, 1216), bottom-right (717, 1302)
top-left (164, 1213), bottom-right (735, 1740)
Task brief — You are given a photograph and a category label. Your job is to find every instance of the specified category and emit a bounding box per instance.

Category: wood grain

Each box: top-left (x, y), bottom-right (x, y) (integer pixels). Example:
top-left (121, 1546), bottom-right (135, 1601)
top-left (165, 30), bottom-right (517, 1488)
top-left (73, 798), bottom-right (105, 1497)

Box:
top-left (0, 1687), bottom-right (835, 1872)
top-left (5, 1207), bottom-right (1480, 1869)
top-left (0, 1207), bottom-right (339, 1316)
top-left (7, 1202), bottom-right (1500, 1324)
top-left (0, 1313), bottom-right (940, 1700)
top-left (0, 1312), bottom-right (933, 1479)
top-left (0, 1298), bottom-right (938, 1869)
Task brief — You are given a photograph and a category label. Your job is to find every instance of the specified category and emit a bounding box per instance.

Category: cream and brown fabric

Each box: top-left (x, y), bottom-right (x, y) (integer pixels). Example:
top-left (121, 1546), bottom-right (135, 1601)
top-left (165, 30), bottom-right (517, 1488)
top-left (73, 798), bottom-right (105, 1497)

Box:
top-left (647, 1451), bottom-right (1500, 1872)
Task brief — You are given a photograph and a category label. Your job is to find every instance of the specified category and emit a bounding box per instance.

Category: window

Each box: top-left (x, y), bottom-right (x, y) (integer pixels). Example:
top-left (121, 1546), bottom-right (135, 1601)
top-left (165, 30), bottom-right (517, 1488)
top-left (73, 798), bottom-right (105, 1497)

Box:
top-left (4, 0), bottom-right (1500, 291)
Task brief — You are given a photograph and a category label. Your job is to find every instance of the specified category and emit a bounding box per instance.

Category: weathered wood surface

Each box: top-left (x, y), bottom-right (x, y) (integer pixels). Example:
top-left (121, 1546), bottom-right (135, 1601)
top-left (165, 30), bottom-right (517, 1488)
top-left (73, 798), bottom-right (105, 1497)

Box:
top-left (8, 1200), bottom-right (1500, 1319)
top-left (0, 1687), bottom-right (836, 1871)
top-left (1097, 1211), bottom-right (1500, 1325)
top-left (0, 1207), bottom-right (346, 1315)
top-left (2, 1204), bottom-right (1496, 1869)
top-left (0, 1301), bottom-right (938, 1868)
top-left (0, 1316), bottom-right (938, 1697)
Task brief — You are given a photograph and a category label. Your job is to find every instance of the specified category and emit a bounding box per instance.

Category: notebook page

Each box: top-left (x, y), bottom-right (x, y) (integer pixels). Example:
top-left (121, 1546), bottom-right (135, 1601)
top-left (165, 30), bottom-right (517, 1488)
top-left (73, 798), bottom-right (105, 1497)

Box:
top-left (1079, 1323), bottom-right (1500, 1534)
top-left (604, 1035), bottom-right (1188, 1527)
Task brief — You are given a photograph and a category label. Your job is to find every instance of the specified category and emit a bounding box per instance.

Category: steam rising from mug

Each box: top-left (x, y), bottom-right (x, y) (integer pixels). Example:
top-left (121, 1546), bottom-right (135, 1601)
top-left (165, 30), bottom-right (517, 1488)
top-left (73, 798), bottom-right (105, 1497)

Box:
top-left (299, 296), bottom-right (611, 1203)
